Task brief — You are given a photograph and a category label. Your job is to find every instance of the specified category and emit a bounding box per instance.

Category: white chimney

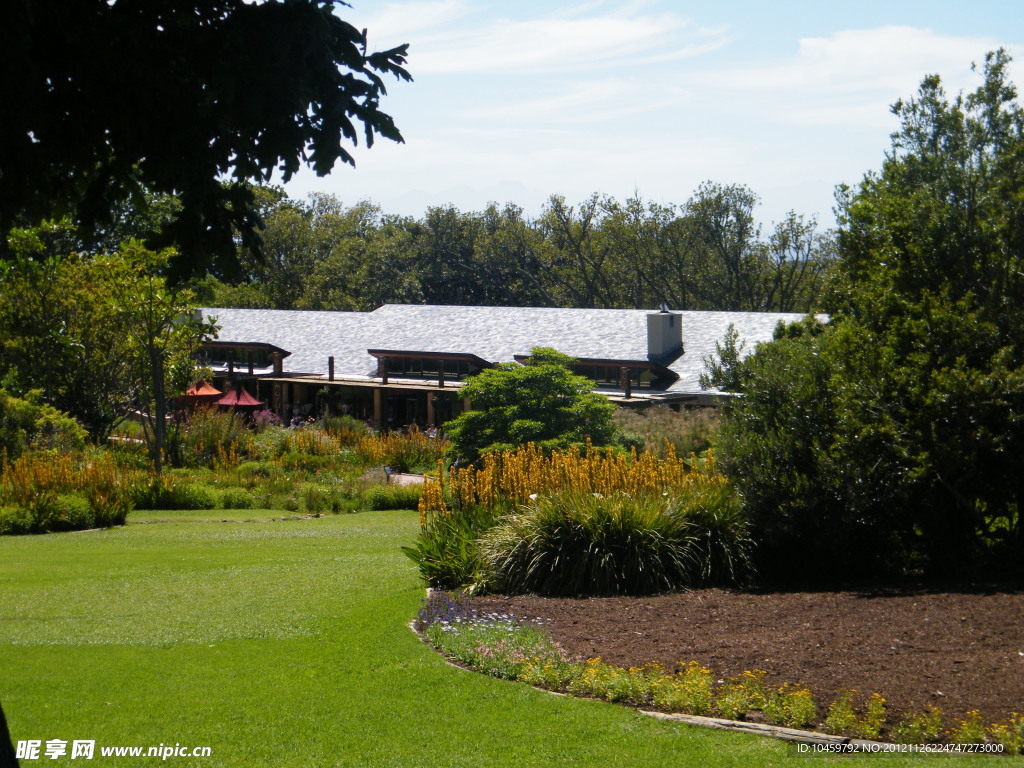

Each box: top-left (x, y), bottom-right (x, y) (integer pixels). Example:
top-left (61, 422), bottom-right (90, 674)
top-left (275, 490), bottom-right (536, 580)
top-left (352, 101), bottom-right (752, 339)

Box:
top-left (647, 308), bottom-right (683, 359)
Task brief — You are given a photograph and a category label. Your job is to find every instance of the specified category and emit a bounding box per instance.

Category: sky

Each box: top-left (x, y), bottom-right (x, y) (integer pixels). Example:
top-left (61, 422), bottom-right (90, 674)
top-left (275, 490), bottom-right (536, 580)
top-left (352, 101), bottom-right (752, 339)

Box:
top-left (282, 0), bottom-right (1024, 230)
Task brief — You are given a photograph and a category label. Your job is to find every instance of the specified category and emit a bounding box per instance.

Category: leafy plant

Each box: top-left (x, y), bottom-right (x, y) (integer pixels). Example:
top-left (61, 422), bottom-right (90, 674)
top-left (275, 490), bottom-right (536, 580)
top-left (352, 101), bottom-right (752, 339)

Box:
top-left (220, 488), bottom-right (255, 510)
top-left (990, 713), bottom-right (1024, 755)
top-left (948, 710), bottom-right (987, 745)
top-left (479, 490), bottom-right (752, 596)
top-left (715, 670), bottom-right (768, 720)
top-left (361, 483), bottom-right (423, 511)
top-left (402, 505), bottom-right (498, 592)
top-left (891, 707), bottom-right (944, 744)
top-left (763, 684), bottom-right (817, 729)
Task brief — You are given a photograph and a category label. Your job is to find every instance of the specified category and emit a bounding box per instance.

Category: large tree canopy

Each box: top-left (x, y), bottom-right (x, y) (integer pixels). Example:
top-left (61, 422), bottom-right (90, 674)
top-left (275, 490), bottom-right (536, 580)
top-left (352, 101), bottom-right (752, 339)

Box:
top-left (0, 0), bottom-right (410, 280)
top-left (719, 50), bottom-right (1024, 581)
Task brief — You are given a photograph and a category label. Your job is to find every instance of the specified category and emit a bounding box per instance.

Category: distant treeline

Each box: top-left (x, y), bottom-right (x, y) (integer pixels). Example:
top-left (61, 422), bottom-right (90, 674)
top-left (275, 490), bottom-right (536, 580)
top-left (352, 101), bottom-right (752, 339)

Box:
top-left (199, 183), bottom-right (835, 313)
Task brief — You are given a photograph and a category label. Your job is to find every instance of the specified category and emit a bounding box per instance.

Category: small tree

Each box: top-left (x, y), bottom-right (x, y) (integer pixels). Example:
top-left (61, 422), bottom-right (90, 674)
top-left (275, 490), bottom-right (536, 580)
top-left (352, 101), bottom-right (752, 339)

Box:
top-left (445, 348), bottom-right (619, 464)
top-left (699, 323), bottom-right (748, 393)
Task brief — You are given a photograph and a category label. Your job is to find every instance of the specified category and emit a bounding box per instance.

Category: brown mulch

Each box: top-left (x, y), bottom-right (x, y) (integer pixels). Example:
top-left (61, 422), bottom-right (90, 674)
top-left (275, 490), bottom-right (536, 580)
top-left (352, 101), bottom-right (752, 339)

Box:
top-left (470, 589), bottom-right (1024, 726)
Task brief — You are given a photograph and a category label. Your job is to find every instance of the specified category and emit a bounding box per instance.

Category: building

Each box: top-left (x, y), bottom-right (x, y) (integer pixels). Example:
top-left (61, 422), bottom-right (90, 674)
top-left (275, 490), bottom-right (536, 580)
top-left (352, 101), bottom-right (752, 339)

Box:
top-left (198, 304), bottom-right (812, 428)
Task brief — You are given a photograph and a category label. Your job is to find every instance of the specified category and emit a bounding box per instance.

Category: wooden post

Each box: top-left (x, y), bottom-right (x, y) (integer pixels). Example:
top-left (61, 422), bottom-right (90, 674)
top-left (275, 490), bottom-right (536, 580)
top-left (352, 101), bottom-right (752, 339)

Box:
top-left (373, 388), bottom-right (383, 430)
top-left (228, 359), bottom-right (234, 375)
top-left (328, 356), bottom-right (335, 382)
top-left (426, 393), bottom-right (435, 426)
top-left (247, 352), bottom-right (254, 376)
top-left (620, 366), bottom-right (632, 399)
top-left (438, 359), bottom-right (445, 389)
top-left (272, 352), bottom-right (283, 377)
top-left (378, 357), bottom-right (389, 385)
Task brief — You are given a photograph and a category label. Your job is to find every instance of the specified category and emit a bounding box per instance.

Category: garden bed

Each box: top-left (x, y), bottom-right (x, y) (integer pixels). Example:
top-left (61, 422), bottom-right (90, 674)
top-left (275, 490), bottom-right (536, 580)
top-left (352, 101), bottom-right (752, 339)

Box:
top-left (470, 588), bottom-right (1024, 727)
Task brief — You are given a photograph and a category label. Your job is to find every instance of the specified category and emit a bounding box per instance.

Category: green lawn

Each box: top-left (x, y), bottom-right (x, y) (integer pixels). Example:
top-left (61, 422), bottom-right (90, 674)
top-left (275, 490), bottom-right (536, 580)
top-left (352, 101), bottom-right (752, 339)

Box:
top-left (0, 512), bottom-right (1008, 766)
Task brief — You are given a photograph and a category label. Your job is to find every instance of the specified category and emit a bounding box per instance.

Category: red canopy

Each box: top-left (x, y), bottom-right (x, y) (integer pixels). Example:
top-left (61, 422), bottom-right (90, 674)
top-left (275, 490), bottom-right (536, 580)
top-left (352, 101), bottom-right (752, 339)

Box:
top-left (183, 381), bottom-right (222, 401)
top-left (215, 384), bottom-right (265, 410)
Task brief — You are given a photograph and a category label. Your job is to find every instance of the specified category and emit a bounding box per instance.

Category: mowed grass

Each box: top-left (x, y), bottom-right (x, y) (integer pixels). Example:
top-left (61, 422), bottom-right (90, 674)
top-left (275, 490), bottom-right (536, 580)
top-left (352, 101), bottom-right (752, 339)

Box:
top-left (0, 512), bottom-right (1001, 767)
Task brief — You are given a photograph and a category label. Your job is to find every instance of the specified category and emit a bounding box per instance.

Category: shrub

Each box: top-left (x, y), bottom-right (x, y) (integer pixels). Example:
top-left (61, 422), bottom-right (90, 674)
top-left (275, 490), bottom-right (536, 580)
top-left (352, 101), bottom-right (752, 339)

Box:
top-left (649, 661), bottom-right (714, 715)
top-left (167, 407), bottom-right (247, 468)
top-left (0, 506), bottom-right (33, 535)
top-left (130, 476), bottom-right (218, 510)
top-left (891, 707), bottom-right (944, 744)
top-left (235, 461), bottom-right (279, 480)
top-left (320, 414), bottom-right (369, 446)
top-left (220, 488), bottom-right (255, 510)
top-left (0, 450), bottom-right (134, 533)
top-left (822, 691), bottom-right (859, 736)
top-left (51, 494), bottom-right (96, 531)
top-left (479, 490), bottom-right (753, 596)
top-left (990, 714), bottom-right (1024, 756)
top-left (0, 389), bottom-right (87, 460)
top-left (361, 483), bottom-right (423, 511)
top-left (715, 670), bottom-right (768, 720)
top-left (251, 409), bottom-right (282, 432)
top-left (444, 348), bottom-right (619, 465)
top-left (280, 451), bottom-right (332, 473)
top-left (402, 505), bottom-right (499, 592)
top-left (354, 429), bottom-right (446, 473)
top-left (763, 684), bottom-right (817, 728)
top-left (948, 710), bottom-right (987, 745)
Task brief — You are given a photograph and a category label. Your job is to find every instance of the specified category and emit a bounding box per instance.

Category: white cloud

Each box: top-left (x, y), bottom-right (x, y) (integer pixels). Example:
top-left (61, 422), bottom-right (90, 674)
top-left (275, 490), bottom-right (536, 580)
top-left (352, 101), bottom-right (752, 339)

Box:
top-left (370, 2), bottom-right (730, 76)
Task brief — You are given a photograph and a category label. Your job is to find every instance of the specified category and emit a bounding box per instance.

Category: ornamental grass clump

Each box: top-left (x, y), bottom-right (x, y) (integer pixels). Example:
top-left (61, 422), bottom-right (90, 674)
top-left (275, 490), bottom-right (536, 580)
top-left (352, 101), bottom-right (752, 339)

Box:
top-left (480, 489), bottom-right (753, 596)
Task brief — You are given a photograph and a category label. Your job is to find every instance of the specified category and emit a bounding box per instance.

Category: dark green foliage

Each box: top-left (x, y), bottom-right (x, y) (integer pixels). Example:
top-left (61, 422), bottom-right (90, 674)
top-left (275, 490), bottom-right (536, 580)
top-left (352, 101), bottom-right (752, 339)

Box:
top-left (718, 51), bottom-right (1024, 581)
top-left (0, 389), bottom-right (87, 460)
top-left (446, 348), bottom-right (619, 464)
top-left (401, 506), bottom-right (500, 592)
top-left (479, 491), bottom-right (753, 596)
top-left (699, 324), bottom-right (749, 393)
top-left (220, 488), bottom-right (255, 510)
top-left (0, 1), bottom-right (411, 279)
top-left (130, 477), bottom-right (217, 510)
top-left (361, 484), bottom-right (423, 511)
top-left (205, 188), bottom-right (836, 313)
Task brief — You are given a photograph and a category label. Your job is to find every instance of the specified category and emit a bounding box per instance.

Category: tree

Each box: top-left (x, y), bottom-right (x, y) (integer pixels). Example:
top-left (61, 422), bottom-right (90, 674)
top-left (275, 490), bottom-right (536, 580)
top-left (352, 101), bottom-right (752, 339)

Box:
top-left (699, 324), bottom-right (748, 393)
top-left (0, 232), bottom-right (212, 459)
top-left (106, 244), bottom-right (215, 472)
top-left (718, 51), bottom-right (1024, 581)
top-left (445, 348), bottom-right (619, 464)
top-left (0, 0), bottom-right (410, 280)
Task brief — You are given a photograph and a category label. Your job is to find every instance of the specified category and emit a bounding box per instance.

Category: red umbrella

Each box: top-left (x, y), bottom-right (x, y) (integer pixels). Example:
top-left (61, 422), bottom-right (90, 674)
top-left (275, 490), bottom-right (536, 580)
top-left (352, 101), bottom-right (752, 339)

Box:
top-left (215, 384), bottom-right (265, 411)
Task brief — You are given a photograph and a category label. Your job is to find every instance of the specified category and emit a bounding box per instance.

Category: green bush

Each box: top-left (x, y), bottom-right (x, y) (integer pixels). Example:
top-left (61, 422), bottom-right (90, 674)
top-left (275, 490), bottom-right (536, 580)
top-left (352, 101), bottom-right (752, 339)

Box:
top-left (0, 389), bottom-right (87, 460)
top-left (220, 488), bottom-right (255, 510)
top-left (236, 461), bottom-right (279, 480)
top-left (280, 451), bottom-right (332, 473)
top-left (361, 483), bottom-right (423, 511)
top-left (479, 490), bottom-right (753, 596)
top-left (130, 476), bottom-right (218, 510)
top-left (0, 506), bottom-right (33, 535)
top-left (51, 494), bottom-right (96, 531)
top-left (402, 505), bottom-right (499, 592)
